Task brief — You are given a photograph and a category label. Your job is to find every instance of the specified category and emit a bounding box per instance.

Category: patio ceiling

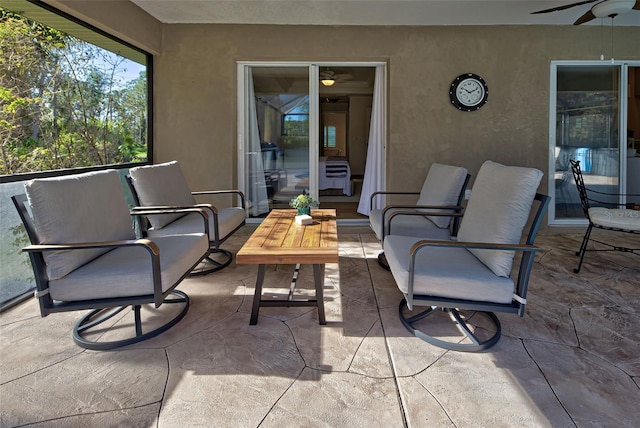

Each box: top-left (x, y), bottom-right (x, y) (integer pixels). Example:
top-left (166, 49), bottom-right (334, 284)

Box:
top-left (130, 0), bottom-right (640, 26)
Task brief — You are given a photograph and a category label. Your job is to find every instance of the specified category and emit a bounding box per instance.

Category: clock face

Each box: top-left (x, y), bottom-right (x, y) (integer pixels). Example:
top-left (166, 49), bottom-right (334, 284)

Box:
top-left (456, 78), bottom-right (485, 106)
top-left (449, 74), bottom-right (489, 112)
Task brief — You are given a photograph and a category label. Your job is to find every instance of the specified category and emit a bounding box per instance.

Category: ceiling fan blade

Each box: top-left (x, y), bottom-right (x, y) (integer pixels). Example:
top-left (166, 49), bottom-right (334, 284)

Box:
top-left (531, 0), bottom-right (598, 14)
top-left (573, 9), bottom-right (596, 24)
top-left (634, 0), bottom-right (640, 9)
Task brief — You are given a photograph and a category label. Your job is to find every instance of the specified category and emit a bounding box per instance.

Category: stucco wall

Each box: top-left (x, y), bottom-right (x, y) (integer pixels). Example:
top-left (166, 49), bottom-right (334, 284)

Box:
top-left (154, 24), bottom-right (639, 196)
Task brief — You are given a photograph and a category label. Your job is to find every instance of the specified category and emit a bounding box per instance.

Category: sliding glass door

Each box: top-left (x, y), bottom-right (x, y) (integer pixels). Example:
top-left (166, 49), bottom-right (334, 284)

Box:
top-left (237, 61), bottom-right (386, 222)
top-left (549, 61), bottom-right (639, 225)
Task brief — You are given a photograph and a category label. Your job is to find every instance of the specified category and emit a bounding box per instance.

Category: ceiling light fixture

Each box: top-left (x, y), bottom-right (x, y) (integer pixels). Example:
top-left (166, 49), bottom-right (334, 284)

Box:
top-left (321, 78), bottom-right (336, 86)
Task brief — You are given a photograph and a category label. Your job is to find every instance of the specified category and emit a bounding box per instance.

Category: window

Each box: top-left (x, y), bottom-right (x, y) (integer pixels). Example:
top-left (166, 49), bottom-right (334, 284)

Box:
top-left (0, 3), bottom-right (151, 178)
top-left (0, 1), bottom-right (152, 311)
top-left (324, 126), bottom-right (337, 148)
top-left (282, 102), bottom-right (309, 136)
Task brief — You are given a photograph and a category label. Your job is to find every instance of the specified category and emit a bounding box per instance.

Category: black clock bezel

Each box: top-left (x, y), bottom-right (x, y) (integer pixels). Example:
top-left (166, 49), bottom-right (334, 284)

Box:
top-left (449, 73), bottom-right (489, 112)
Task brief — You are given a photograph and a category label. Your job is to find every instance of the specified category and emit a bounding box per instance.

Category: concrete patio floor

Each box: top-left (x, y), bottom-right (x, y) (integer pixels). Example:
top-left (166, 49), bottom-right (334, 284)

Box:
top-left (1, 226), bottom-right (639, 427)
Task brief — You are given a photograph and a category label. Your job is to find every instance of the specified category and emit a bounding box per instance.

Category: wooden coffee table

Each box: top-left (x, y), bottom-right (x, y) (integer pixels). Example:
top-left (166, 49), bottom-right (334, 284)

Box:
top-left (236, 209), bottom-right (338, 325)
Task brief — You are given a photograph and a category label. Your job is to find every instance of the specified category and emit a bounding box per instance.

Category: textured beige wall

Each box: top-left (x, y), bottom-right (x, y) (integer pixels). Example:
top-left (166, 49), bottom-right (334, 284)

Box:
top-left (155, 24), bottom-right (639, 195)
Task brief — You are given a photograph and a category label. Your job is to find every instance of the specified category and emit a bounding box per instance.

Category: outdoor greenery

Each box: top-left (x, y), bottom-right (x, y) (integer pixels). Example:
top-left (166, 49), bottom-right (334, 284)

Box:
top-left (557, 92), bottom-right (618, 149)
top-left (279, 101), bottom-right (309, 150)
top-left (0, 9), bottom-right (148, 176)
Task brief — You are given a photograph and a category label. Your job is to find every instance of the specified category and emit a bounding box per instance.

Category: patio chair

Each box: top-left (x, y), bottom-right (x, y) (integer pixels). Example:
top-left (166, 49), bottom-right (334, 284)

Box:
top-left (369, 163), bottom-right (470, 270)
top-left (384, 160), bottom-right (550, 352)
top-left (128, 161), bottom-right (246, 275)
top-left (569, 159), bottom-right (640, 273)
top-left (12, 169), bottom-right (210, 350)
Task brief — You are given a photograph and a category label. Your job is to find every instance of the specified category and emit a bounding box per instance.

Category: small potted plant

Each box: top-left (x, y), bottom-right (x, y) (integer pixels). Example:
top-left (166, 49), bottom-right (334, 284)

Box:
top-left (289, 191), bottom-right (319, 216)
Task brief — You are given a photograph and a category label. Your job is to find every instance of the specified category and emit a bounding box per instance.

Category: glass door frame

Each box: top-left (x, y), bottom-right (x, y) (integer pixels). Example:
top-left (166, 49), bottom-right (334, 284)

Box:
top-left (547, 60), bottom-right (639, 226)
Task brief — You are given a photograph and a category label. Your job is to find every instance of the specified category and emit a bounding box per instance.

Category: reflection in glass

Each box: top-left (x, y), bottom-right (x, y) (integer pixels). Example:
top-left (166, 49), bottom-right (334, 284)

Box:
top-left (554, 66), bottom-right (620, 219)
top-left (245, 67), bottom-right (310, 219)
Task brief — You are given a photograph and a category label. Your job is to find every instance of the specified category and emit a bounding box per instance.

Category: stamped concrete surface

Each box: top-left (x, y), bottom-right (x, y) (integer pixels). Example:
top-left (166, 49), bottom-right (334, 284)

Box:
top-left (1, 227), bottom-right (638, 427)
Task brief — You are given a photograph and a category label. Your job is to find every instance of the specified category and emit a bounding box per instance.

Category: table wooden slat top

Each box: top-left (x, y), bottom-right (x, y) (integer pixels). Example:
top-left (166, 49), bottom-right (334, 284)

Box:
top-left (236, 209), bottom-right (338, 265)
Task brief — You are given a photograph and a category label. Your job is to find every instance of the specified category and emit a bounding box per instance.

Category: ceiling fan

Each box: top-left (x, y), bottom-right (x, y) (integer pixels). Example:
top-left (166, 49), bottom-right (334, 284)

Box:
top-left (320, 70), bottom-right (353, 87)
top-left (532, 0), bottom-right (639, 25)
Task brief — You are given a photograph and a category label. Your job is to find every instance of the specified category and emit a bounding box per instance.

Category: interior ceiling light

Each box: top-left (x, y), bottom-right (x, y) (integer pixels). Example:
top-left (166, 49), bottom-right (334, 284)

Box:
top-left (321, 78), bottom-right (336, 86)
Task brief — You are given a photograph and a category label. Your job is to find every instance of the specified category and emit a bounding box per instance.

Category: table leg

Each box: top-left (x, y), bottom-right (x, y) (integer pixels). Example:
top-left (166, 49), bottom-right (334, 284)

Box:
top-left (250, 264), bottom-right (266, 325)
top-left (313, 264), bottom-right (326, 325)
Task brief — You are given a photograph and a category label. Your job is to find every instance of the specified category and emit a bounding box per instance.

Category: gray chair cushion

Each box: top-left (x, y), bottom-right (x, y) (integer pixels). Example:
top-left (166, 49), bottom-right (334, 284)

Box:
top-left (129, 161), bottom-right (197, 229)
top-left (49, 233), bottom-right (209, 301)
top-left (416, 163), bottom-right (468, 228)
top-left (457, 161), bottom-right (543, 277)
top-left (24, 170), bottom-right (135, 280)
top-left (384, 235), bottom-right (515, 304)
top-left (147, 207), bottom-right (246, 241)
top-left (589, 207), bottom-right (640, 231)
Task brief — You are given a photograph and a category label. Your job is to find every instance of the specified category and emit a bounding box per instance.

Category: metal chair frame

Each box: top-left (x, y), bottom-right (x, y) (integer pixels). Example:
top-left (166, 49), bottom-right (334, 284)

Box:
top-left (569, 159), bottom-right (639, 273)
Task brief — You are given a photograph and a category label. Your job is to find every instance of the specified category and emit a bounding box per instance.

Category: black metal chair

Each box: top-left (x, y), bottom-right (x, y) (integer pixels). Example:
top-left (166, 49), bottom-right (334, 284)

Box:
top-left (12, 169), bottom-right (211, 350)
top-left (384, 161), bottom-right (550, 352)
top-left (569, 159), bottom-right (640, 273)
top-left (127, 161), bottom-right (246, 275)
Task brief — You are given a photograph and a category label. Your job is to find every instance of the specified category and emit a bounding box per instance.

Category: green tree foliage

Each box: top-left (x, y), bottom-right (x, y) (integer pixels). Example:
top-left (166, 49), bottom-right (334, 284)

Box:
top-left (281, 100), bottom-right (310, 149)
top-left (0, 9), bottom-right (147, 175)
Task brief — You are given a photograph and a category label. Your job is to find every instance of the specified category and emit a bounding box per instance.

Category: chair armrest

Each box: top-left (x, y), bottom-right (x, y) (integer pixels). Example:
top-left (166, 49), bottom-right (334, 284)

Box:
top-left (406, 239), bottom-right (539, 302)
top-left (192, 190), bottom-right (246, 209)
top-left (131, 206), bottom-right (210, 239)
top-left (384, 204), bottom-right (463, 222)
top-left (584, 187), bottom-right (640, 208)
top-left (24, 238), bottom-right (169, 304)
top-left (585, 187), bottom-right (640, 198)
top-left (384, 208), bottom-right (463, 239)
top-left (370, 191), bottom-right (419, 211)
top-left (23, 238), bottom-right (159, 254)
top-left (409, 239), bottom-right (538, 256)
top-left (132, 204), bottom-right (216, 215)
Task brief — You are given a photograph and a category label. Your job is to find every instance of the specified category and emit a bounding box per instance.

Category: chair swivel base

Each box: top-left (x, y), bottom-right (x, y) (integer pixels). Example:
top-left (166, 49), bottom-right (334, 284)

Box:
top-left (72, 290), bottom-right (190, 351)
top-left (377, 252), bottom-right (391, 271)
top-left (189, 248), bottom-right (233, 276)
top-left (399, 298), bottom-right (501, 352)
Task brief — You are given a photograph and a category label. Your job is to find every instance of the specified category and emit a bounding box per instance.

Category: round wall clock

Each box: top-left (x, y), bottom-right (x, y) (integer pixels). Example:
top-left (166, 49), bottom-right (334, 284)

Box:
top-left (449, 73), bottom-right (489, 112)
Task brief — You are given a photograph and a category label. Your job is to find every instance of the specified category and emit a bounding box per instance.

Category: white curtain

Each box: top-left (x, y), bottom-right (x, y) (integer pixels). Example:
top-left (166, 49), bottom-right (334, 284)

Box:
top-left (247, 69), bottom-right (269, 216)
top-left (357, 65), bottom-right (386, 216)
